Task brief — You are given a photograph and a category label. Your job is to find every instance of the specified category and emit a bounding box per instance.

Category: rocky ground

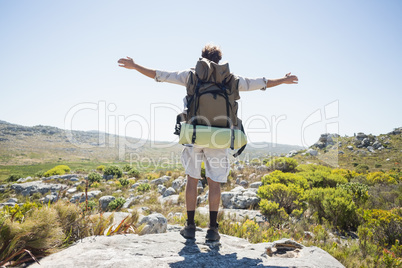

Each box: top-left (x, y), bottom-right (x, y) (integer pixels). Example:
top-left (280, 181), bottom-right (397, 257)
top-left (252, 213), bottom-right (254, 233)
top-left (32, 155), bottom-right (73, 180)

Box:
top-left (27, 226), bottom-right (344, 268)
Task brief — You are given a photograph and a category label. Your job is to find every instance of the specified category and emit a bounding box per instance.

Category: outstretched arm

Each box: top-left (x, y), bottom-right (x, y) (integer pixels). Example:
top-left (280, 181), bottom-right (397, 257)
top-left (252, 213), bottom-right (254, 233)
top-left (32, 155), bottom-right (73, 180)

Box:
top-left (266, 73), bottom-right (298, 88)
top-left (118, 56), bottom-right (156, 79)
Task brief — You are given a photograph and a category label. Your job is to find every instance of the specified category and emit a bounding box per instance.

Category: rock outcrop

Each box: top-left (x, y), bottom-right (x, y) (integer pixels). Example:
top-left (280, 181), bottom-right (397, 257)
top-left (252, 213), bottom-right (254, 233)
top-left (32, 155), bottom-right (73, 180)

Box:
top-left (28, 226), bottom-right (344, 268)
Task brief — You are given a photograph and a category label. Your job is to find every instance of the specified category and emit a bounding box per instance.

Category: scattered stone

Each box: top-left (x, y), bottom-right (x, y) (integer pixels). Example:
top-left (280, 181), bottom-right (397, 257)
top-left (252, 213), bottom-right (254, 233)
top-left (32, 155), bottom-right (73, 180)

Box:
top-left (239, 180), bottom-right (249, 187)
top-left (137, 213), bottom-right (167, 234)
top-left (171, 176), bottom-right (186, 192)
top-left (44, 194), bottom-right (58, 204)
top-left (338, 151), bottom-right (344, 154)
top-left (67, 187), bottom-right (77, 194)
top-left (150, 176), bottom-right (170, 185)
top-left (70, 190), bottom-right (102, 203)
top-left (158, 195), bottom-right (179, 205)
top-left (356, 132), bottom-right (367, 140)
top-left (158, 184), bottom-right (167, 195)
top-left (11, 181), bottom-right (67, 196)
top-left (221, 186), bottom-right (260, 209)
top-left (249, 181), bottom-right (262, 188)
top-left (347, 145), bottom-right (353, 150)
top-left (103, 174), bottom-right (114, 180)
top-left (99, 195), bottom-right (116, 210)
top-left (286, 150), bottom-right (298, 157)
top-left (163, 187), bottom-right (176, 197)
top-left (306, 148), bottom-right (318, 156)
top-left (7, 198), bottom-right (18, 203)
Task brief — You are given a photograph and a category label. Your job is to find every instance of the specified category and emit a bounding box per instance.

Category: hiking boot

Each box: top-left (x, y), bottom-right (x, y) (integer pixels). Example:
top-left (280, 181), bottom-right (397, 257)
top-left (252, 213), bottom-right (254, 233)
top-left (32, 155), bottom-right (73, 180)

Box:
top-left (205, 223), bottom-right (220, 241)
top-left (180, 220), bottom-right (196, 239)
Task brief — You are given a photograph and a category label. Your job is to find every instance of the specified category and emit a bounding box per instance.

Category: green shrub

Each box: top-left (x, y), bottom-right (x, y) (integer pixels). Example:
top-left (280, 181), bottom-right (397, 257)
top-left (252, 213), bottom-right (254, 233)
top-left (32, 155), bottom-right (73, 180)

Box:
top-left (35, 170), bottom-right (45, 178)
top-left (87, 172), bottom-right (102, 184)
top-left (261, 170), bottom-right (309, 189)
top-left (137, 183), bottom-right (150, 192)
top-left (122, 164), bottom-right (132, 172)
top-left (258, 182), bottom-right (305, 215)
top-left (266, 157), bottom-right (298, 173)
top-left (96, 165), bottom-right (106, 173)
top-left (119, 178), bottom-right (129, 187)
top-left (128, 168), bottom-right (140, 178)
top-left (104, 165), bottom-right (123, 178)
top-left (338, 182), bottom-right (369, 206)
top-left (44, 165), bottom-right (71, 177)
top-left (6, 174), bottom-right (22, 182)
top-left (306, 187), bottom-right (358, 229)
top-left (355, 164), bottom-right (369, 174)
top-left (361, 208), bottom-right (402, 249)
top-left (367, 171), bottom-right (397, 185)
top-left (298, 165), bottom-right (348, 188)
top-left (108, 197), bottom-right (126, 210)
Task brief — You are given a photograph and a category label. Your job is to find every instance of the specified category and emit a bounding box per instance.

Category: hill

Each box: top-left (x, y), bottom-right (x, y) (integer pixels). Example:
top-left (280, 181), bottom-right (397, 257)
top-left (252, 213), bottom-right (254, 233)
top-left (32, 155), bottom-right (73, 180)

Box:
top-left (0, 120), bottom-right (303, 179)
top-left (289, 128), bottom-right (402, 172)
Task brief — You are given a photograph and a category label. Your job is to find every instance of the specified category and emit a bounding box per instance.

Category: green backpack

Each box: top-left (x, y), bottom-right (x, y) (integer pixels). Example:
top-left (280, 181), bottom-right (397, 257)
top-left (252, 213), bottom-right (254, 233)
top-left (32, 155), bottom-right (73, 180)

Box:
top-left (174, 58), bottom-right (247, 157)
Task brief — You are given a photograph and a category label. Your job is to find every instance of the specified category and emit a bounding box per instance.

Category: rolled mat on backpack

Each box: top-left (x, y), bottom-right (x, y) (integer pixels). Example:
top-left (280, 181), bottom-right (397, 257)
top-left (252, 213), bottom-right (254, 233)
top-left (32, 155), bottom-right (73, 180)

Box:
top-left (178, 123), bottom-right (247, 149)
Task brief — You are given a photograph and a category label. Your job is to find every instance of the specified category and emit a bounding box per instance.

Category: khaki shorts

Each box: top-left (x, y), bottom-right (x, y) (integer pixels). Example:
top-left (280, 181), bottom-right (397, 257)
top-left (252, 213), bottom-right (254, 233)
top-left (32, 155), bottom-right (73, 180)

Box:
top-left (180, 146), bottom-right (230, 183)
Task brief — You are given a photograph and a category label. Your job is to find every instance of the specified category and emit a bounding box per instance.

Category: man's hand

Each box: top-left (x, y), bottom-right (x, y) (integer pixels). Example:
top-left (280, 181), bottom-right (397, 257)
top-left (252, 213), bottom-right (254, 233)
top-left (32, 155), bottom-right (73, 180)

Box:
top-left (118, 56), bottom-right (136, 69)
top-left (283, 72), bottom-right (298, 84)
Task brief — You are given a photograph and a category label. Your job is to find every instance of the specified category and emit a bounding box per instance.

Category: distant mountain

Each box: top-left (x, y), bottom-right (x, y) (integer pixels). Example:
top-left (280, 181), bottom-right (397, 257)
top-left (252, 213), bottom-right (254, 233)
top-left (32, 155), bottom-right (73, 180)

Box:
top-left (0, 120), bottom-right (302, 165)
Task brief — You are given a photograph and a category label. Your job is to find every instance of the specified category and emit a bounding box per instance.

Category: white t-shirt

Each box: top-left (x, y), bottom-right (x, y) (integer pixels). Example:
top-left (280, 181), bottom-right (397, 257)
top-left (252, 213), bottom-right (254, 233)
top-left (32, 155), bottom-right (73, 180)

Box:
top-left (154, 69), bottom-right (267, 91)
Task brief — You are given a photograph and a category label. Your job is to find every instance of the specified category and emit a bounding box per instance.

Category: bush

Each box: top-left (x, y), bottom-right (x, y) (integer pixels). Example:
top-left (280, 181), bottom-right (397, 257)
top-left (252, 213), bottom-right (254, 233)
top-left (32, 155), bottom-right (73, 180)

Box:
top-left (355, 164), bottom-right (369, 174)
top-left (104, 165), bottom-right (123, 178)
top-left (361, 208), bottom-right (402, 249)
top-left (261, 170), bottom-right (309, 189)
top-left (266, 157), bottom-right (298, 173)
top-left (6, 174), bottom-right (22, 182)
top-left (96, 165), bottom-right (106, 173)
top-left (306, 187), bottom-right (358, 229)
top-left (87, 172), bottom-right (102, 184)
top-left (258, 182), bottom-right (305, 215)
top-left (338, 182), bottom-right (369, 206)
top-left (128, 168), bottom-right (140, 178)
top-left (137, 183), bottom-right (150, 192)
top-left (35, 170), bottom-right (45, 178)
top-left (122, 164), bottom-right (132, 172)
top-left (44, 165), bottom-right (71, 177)
top-left (108, 197), bottom-right (126, 211)
top-left (367, 171), bottom-right (397, 185)
top-left (298, 165), bottom-right (348, 188)
top-left (119, 178), bottom-right (129, 187)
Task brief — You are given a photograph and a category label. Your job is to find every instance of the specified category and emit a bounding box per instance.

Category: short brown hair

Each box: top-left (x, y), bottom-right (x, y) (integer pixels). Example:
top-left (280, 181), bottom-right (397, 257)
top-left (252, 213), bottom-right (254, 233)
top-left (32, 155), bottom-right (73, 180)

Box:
top-left (201, 44), bottom-right (222, 64)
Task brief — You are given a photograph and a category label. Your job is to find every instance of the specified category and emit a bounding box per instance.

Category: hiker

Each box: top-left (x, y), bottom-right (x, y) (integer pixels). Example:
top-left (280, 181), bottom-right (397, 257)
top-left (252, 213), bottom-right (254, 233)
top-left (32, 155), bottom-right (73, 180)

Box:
top-left (118, 44), bottom-right (298, 241)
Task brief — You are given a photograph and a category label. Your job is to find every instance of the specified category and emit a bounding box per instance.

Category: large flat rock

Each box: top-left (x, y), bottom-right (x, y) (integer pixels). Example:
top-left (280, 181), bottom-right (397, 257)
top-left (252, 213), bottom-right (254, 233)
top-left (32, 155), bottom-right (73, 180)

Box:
top-left (28, 226), bottom-right (344, 268)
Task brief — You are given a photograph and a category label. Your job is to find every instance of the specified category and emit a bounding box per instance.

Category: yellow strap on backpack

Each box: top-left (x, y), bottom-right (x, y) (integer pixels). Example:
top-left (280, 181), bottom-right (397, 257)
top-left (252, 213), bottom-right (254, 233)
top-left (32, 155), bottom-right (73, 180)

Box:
top-left (178, 123), bottom-right (247, 149)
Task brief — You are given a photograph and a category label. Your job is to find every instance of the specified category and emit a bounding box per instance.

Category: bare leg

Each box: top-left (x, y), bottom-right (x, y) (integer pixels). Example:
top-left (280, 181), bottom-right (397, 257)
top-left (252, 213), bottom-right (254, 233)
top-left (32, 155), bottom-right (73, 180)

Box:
top-left (207, 177), bottom-right (221, 211)
top-left (185, 175), bottom-right (199, 211)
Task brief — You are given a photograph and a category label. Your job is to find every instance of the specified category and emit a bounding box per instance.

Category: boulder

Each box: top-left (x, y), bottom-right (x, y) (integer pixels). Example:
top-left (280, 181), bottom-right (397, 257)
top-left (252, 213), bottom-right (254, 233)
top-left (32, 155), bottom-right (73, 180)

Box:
top-left (70, 190), bottom-right (102, 203)
top-left (306, 148), bottom-right (318, 156)
top-left (163, 187), bottom-right (176, 197)
top-left (221, 187), bottom-right (260, 209)
top-left (356, 132), bottom-right (367, 140)
top-left (11, 181), bottom-right (67, 196)
top-left (150, 176), bottom-right (170, 185)
top-left (249, 182), bottom-right (262, 188)
top-left (99, 196), bottom-right (116, 210)
top-left (137, 213), bottom-right (167, 234)
top-left (171, 176), bottom-right (186, 192)
top-left (158, 184), bottom-right (167, 195)
top-left (347, 145), bottom-right (353, 150)
top-left (44, 194), bottom-right (58, 204)
top-left (27, 230), bottom-right (345, 268)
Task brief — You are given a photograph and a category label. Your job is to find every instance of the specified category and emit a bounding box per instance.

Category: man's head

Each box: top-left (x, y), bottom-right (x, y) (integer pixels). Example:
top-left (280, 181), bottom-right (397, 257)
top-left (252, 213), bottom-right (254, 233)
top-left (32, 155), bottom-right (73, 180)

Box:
top-left (201, 44), bottom-right (222, 64)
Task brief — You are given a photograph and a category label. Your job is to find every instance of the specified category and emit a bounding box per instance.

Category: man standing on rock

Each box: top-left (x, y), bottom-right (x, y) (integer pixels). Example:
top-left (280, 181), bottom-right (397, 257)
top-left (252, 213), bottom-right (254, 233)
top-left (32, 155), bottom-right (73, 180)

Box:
top-left (118, 44), bottom-right (298, 241)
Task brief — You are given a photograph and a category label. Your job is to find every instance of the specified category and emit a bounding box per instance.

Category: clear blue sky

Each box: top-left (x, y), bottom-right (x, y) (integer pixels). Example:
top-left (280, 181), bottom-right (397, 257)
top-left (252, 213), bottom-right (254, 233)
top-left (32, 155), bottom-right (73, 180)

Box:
top-left (0, 0), bottom-right (401, 147)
